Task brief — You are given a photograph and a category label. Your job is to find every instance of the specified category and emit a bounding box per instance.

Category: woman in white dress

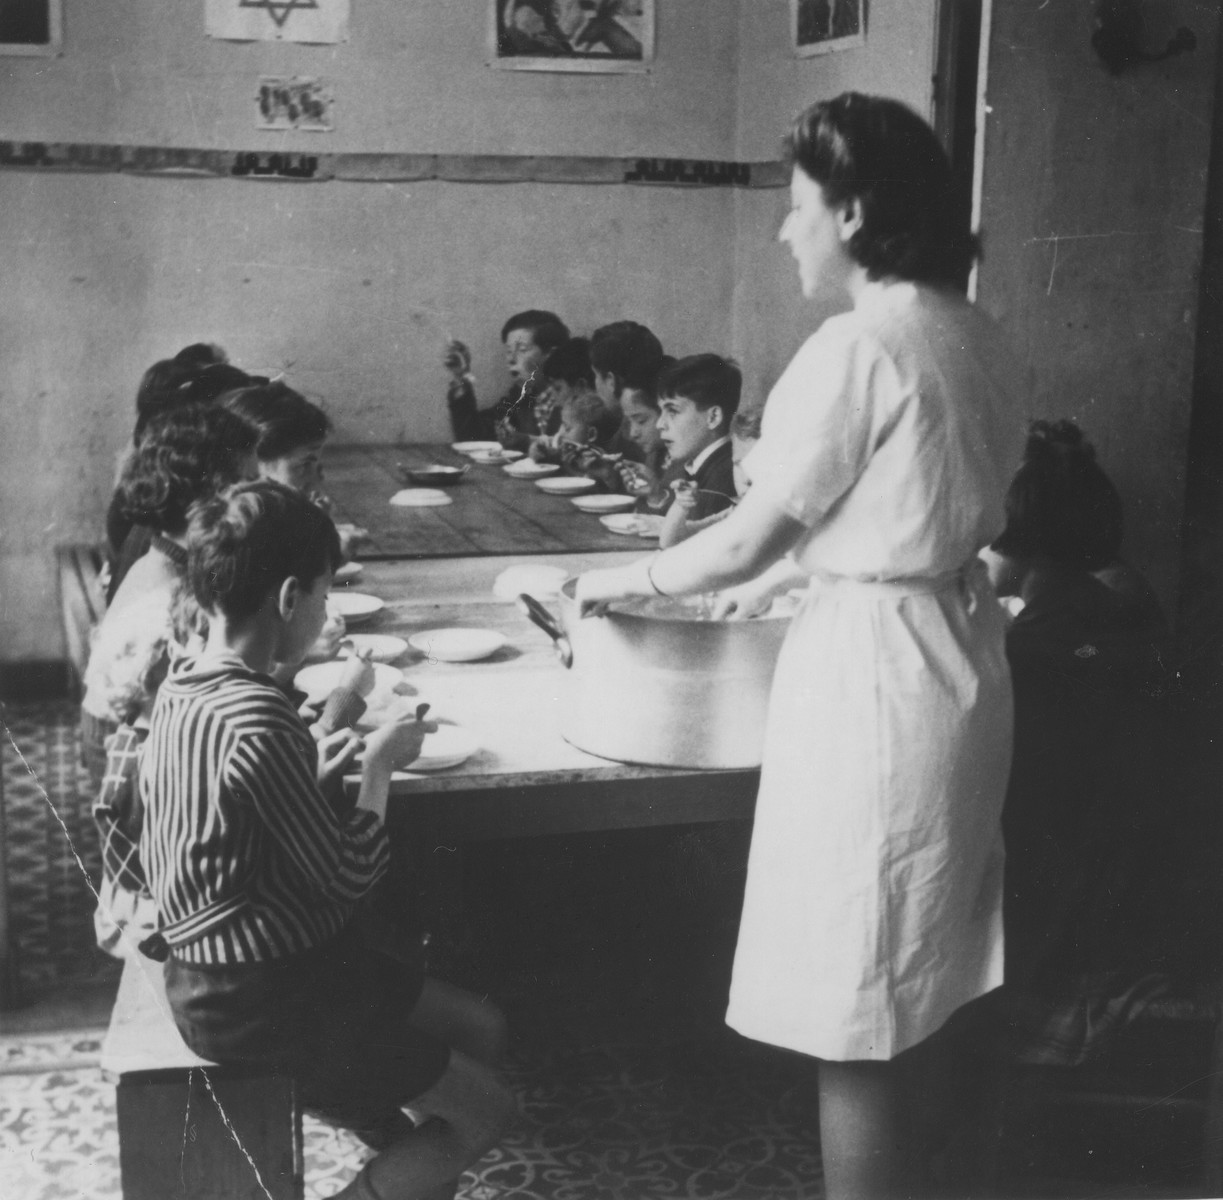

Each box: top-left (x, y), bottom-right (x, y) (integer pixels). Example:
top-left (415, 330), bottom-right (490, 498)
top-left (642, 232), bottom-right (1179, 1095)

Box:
top-left (576, 93), bottom-right (1027, 1199)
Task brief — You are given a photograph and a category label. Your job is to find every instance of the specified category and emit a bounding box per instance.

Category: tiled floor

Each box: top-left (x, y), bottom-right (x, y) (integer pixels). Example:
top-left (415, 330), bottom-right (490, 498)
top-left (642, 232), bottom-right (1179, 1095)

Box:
top-left (0, 700), bottom-right (1215, 1199)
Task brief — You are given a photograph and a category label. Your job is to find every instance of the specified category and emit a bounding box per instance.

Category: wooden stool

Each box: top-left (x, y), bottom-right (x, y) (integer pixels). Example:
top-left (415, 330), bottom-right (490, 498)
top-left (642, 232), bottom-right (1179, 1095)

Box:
top-left (101, 954), bottom-right (303, 1200)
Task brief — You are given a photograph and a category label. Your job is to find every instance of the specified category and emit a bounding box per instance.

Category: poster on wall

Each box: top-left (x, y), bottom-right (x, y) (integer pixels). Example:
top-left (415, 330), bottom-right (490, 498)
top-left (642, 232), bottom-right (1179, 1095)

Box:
top-left (0, 0), bottom-right (62, 56)
top-left (792, 0), bottom-right (866, 57)
top-left (256, 77), bottom-right (334, 131)
top-left (206, 0), bottom-right (350, 44)
top-left (490, 0), bottom-right (654, 73)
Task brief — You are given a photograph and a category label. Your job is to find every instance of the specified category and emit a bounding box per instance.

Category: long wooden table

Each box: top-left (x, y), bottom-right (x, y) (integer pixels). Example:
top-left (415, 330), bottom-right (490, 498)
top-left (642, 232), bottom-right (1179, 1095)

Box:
top-left (337, 554), bottom-right (760, 843)
top-left (325, 444), bottom-right (639, 558)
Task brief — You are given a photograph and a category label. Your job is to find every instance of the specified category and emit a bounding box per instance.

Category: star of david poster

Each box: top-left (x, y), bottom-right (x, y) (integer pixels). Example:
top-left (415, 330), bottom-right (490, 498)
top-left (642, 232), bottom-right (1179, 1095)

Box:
top-left (206, 0), bottom-right (349, 44)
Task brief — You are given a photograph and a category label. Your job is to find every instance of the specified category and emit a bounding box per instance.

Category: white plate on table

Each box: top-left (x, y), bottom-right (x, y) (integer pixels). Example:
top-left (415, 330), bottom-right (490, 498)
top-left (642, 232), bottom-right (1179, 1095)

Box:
top-left (491, 564), bottom-right (570, 601)
top-left (295, 661), bottom-right (403, 705)
top-left (571, 494), bottom-right (636, 514)
top-left (408, 628), bottom-right (507, 663)
top-left (451, 441), bottom-right (502, 455)
top-left (468, 449), bottom-right (508, 464)
top-left (340, 633), bottom-right (409, 663)
top-left (351, 723), bottom-right (478, 775)
top-left (501, 449), bottom-right (525, 461)
top-left (389, 488), bottom-right (454, 507)
top-left (329, 592), bottom-right (385, 625)
top-left (535, 476), bottom-right (597, 496)
top-left (503, 460), bottom-right (560, 479)
top-left (333, 561), bottom-right (363, 584)
top-left (599, 513), bottom-right (662, 539)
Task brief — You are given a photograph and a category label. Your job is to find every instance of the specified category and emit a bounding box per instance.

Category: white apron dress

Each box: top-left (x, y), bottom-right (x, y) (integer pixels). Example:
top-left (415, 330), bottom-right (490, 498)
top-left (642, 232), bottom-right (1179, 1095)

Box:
top-left (725, 281), bottom-right (1028, 1062)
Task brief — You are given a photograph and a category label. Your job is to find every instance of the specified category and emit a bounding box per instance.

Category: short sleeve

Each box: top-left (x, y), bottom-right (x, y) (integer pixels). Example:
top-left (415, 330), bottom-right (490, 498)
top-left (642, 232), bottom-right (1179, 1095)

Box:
top-left (745, 321), bottom-right (898, 529)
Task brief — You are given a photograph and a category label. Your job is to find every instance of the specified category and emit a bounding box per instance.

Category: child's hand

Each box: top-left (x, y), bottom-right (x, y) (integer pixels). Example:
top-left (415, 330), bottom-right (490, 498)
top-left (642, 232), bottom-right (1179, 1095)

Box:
top-left (337, 647), bottom-right (376, 698)
top-left (363, 706), bottom-right (438, 773)
top-left (316, 728), bottom-right (364, 791)
top-left (670, 479), bottom-right (700, 512)
top-left (528, 438), bottom-right (550, 463)
top-left (443, 339), bottom-right (472, 379)
top-left (616, 461), bottom-right (657, 497)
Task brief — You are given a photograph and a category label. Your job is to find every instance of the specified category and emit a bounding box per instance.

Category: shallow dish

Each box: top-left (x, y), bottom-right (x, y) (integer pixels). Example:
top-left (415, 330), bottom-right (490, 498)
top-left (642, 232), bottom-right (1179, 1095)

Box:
top-left (535, 477), bottom-right (597, 496)
top-left (341, 633), bottom-right (409, 663)
top-left (491, 564), bottom-right (570, 601)
top-left (401, 465), bottom-right (467, 487)
top-left (350, 723), bottom-right (478, 774)
top-left (501, 449), bottom-right (525, 461)
top-left (468, 449), bottom-right (507, 464)
top-left (451, 441), bottom-right (502, 455)
top-left (571, 494), bottom-right (636, 514)
top-left (295, 660), bottom-right (403, 706)
top-left (408, 628), bottom-right (507, 663)
top-left (389, 488), bottom-right (454, 507)
top-left (599, 513), bottom-right (661, 539)
top-left (332, 561), bottom-right (363, 584)
top-left (503, 460), bottom-right (560, 479)
top-left (328, 592), bottom-right (385, 624)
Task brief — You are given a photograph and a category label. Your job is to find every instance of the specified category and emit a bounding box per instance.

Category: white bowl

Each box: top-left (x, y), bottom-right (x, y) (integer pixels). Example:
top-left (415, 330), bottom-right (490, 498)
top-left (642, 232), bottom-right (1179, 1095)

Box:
top-left (333, 561), bottom-right (363, 584)
top-left (389, 488), bottom-right (454, 507)
top-left (295, 660), bottom-right (403, 705)
top-left (571, 494), bottom-right (637, 514)
top-left (328, 592), bottom-right (385, 624)
top-left (599, 513), bottom-right (661, 539)
top-left (451, 441), bottom-right (502, 455)
top-left (491, 564), bottom-right (570, 601)
top-left (503, 460), bottom-right (561, 479)
top-left (412, 724), bottom-right (479, 771)
top-left (501, 449), bottom-right (525, 461)
top-left (340, 633), bottom-right (409, 663)
top-left (468, 449), bottom-right (507, 464)
top-left (535, 477), bottom-right (597, 496)
top-left (408, 628), bottom-right (507, 663)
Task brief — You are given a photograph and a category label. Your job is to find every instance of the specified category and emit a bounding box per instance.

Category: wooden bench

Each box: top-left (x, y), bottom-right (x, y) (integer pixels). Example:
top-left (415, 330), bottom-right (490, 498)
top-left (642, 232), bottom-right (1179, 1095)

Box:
top-left (55, 542), bottom-right (107, 695)
top-left (101, 954), bottom-right (303, 1200)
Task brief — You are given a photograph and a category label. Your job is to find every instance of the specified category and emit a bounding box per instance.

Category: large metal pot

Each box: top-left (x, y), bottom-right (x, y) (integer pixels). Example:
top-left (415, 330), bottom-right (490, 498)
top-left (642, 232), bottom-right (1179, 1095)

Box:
top-left (517, 581), bottom-right (790, 769)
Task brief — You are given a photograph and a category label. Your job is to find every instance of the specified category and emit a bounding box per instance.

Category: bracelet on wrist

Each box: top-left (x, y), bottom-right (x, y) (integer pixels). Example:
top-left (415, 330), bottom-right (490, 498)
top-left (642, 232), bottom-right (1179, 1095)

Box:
top-left (646, 554), bottom-right (670, 598)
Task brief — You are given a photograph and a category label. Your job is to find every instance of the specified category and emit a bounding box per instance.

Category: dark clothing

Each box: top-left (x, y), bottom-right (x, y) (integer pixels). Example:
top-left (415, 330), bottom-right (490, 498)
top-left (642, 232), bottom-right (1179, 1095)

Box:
top-left (106, 519), bottom-right (154, 605)
top-left (447, 377), bottom-right (541, 450)
top-left (166, 924), bottom-right (450, 1124)
top-left (686, 439), bottom-right (738, 522)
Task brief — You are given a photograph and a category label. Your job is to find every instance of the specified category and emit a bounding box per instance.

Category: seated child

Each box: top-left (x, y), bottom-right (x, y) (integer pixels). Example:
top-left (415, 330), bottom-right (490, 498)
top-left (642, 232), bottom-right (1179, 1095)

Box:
top-left (83, 403), bottom-right (259, 954)
top-left (617, 355), bottom-right (673, 482)
top-left (528, 336), bottom-right (597, 459)
top-left (589, 320), bottom-right (666, 463)
top-left (984, 420), bottom-right (1176, 1065)
top-left (533, 392), bottom-right (625, 492)
top-left (619, 354), bottom-right (740, 520)
top-left (106, 348), bottom-right (262, 601)
top-left (444, 310), bottom-right (569, 450)
top-left (142, 481), bottom-right (517, 1197)
top-left (660, 408), bottom-right (761, 548)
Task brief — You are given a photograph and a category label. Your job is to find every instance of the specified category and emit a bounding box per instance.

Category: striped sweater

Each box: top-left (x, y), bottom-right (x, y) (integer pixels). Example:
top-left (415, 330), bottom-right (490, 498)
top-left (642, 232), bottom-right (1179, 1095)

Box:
top-left (140, 652), bottom-right (388, 964)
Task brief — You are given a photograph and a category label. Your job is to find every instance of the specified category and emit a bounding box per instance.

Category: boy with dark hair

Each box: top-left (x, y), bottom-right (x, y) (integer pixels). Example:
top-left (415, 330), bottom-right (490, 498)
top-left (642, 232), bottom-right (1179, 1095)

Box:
top-left (619, 353), bottom-right (741, 521)
top-left (444, 309), bottom-right (569, 449)
top-left (142, 480), bottom-right (515, 1200)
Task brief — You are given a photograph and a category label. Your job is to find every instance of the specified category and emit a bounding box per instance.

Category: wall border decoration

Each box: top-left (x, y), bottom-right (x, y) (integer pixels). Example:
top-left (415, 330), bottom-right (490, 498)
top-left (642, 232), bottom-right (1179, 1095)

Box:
top-left (0, 0), bottom-right (63, 57)
top-left (490, 0), bottom-right (655, 74)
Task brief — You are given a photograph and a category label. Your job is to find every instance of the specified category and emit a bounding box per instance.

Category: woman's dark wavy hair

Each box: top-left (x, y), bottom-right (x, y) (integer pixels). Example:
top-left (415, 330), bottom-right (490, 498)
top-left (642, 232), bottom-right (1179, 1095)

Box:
top-left (991, 420), bottom-right (1124, 569)
top-left (187, 480), bottom-right (341, 621)
top-left (222, 381), bottom-right (332, 462)
top-left (133, 361), bottom-right (264, 442)
top-left (786, 92), bottom-right (978, 287)
top-left (118, 404), bottom-right (258, 535)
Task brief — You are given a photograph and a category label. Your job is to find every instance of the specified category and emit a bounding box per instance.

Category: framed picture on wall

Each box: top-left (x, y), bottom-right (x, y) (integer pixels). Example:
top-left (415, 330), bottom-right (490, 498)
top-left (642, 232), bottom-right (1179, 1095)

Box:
top-left (490, 0), bottom-right (655, 74)
top-left (0, 0), bottom-right (63, 56)
top-left (792, 0), bottom-right (866, 58)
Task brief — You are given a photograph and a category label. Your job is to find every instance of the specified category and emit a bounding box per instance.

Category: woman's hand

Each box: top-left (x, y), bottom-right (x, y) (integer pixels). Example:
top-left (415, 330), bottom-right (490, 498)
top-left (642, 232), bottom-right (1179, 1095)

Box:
top-left (363, 708), bottom-right (438, 773)
top-left (575, 563), bottom-right (649, 618)
top-left (711, 579), bottom-right (775, 621)
top-left (316, 728), bottom-right (364, 791)
top-left (337, 646), bottom-right (376, 698)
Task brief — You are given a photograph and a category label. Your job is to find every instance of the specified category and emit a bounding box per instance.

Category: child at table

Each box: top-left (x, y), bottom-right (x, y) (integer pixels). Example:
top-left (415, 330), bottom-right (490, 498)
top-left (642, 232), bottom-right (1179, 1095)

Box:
top-left (659, 409), bottom-right (761, 548)
top-left (142, 480), bottom-right (517, 1199)
top-left (444, 310), bottom-right (569, 450)
top-left (618, 354), bottom-right (740, 521)
top-left (84, 404), bottom-right (259, 954)
top-left (528, 336), bottom-right (596, 448)
top-left (589, 320), bottom-right (666, 463)
top-left (534, 392), bottom-right (625, 492)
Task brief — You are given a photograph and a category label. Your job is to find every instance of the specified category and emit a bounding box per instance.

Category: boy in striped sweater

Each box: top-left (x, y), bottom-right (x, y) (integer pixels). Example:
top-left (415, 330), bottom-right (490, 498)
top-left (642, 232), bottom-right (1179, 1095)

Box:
top-left (141, 480), bottom-right (516, 1200)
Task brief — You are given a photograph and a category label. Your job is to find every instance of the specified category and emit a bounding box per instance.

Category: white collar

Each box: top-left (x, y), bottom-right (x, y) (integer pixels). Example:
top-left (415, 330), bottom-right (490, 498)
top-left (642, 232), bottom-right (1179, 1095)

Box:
top-left (685, 435), bottom-right (731, 477)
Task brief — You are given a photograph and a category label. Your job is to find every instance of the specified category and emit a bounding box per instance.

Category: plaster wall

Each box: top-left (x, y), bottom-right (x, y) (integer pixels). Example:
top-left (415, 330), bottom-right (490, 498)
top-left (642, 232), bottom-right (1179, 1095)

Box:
top-left (975, 0), bottom-right (1220, 613)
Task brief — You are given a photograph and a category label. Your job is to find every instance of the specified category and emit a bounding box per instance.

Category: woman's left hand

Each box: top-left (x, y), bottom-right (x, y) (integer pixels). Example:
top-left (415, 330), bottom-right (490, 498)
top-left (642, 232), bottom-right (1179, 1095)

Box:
top-left (316, 728), bottom-right (364, 790)
top-left (575, 565), bottom-right (647, 618)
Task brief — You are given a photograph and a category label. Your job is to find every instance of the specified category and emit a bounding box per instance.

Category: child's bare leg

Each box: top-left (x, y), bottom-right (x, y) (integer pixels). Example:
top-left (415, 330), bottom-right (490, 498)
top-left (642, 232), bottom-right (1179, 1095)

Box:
top-left (341, 1050), bottom-right (517, 1200)
top-left (408, 978), bottom-right (507, 1066)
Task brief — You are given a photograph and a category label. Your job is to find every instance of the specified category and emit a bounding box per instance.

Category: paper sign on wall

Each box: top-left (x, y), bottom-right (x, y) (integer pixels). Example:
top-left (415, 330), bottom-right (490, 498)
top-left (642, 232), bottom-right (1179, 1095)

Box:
top-left (256, 77), bottom-right (334, 130)
top-left (206, 0), bottom-right (349, 44)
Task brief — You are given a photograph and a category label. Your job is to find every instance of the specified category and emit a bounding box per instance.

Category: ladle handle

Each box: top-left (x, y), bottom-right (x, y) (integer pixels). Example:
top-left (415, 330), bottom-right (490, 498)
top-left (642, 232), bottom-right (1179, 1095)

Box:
top-left (515, 593), bottom-right (573, 669)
